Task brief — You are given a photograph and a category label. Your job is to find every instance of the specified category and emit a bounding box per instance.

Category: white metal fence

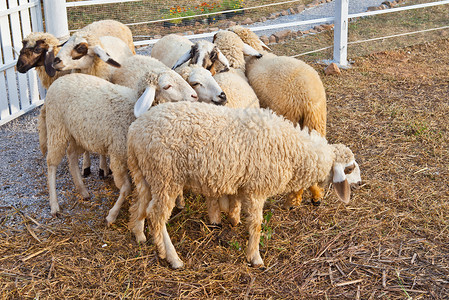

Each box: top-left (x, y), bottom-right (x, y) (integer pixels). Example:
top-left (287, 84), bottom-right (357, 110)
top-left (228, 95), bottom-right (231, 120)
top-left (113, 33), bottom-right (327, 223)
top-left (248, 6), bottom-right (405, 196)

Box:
top-left (0, 0), bottom-right (44, 126)
top-left (1, 0), bottom-right (448, 126)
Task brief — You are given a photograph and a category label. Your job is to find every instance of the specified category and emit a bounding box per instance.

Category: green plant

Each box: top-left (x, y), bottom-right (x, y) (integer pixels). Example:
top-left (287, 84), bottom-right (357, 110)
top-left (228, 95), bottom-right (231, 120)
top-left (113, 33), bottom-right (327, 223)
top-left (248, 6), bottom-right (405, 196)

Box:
top-left (260, 211), bottom-right (273, 247)
top-left (228, 240), bottom-right (241, 251)
top-left (222, 0), bottom-right (245, 10)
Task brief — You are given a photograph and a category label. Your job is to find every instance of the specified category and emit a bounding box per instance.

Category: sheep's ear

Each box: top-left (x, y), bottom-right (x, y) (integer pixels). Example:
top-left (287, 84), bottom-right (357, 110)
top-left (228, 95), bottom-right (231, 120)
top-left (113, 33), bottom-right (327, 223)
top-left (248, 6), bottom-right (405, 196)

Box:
top-left (44, 47), bottom-right (56, 77)
top-left (260, 40), bottom-right (272, 51)
top-left (243, 43), bottom-right (263, 58)
top-left (216, 50), bottom-right (230, 70)
top-left (172, 48), bottom-right (192, 70)
top-left (134, 86), bottom-right (156, 117)
top-left (93, 46), bottom-right (121, 68)
top-left (332, 164), bottom-right (351, 204)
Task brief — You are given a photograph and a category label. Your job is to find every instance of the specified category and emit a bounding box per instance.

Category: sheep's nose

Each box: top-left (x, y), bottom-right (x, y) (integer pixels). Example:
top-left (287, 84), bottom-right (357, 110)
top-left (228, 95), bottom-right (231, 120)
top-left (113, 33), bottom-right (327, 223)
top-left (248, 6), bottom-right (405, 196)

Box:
top-left (52, 57), bottom-right (62, 69)
top-left (191, 94), bottom-right (198, 101)
top-left (215, 92), bottom-right (227, 105)
top-left (16, 60), bottom-right (26, 73)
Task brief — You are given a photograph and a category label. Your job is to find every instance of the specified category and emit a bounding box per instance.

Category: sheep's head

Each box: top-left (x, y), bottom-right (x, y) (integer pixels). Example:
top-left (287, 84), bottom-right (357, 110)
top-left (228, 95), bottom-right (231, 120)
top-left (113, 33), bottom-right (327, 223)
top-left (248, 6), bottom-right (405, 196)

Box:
top-left (52, 33), bottom-right (120, 71)
top-left (134, 70), bottom-right (198, 118)
top-left (177, 65), bottom-right (227, 106)
top-left (172, 40), bottom-right (230, 75)
top-left (213, 30), bottom-right (263, 71)
top-left (328, 144), bottom-right (362, 204)
top-left (227, 25), bottom-right (272, 52)
top-left (16, 32), bottom-right (60, 76)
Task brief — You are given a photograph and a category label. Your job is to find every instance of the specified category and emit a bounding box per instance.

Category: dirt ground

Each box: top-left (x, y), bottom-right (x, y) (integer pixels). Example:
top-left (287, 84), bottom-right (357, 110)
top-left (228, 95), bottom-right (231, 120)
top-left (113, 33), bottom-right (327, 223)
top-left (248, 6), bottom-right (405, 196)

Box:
top-left (0, 37), bottom-right (448, 298)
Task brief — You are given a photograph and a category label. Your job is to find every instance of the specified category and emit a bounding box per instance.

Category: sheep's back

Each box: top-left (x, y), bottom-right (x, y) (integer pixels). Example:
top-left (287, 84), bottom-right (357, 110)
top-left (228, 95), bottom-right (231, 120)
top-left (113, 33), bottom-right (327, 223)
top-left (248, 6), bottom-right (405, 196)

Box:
top-left (246, 55), bottom-right (326, 135)
top-left (214, 69), bottom-right (259, 109)
top-left (151, 34), bottom-right (193, 68)
top-left (128, 102), bottom-right (318, 197)
top-left (46, 73), bottom-right (136, 156)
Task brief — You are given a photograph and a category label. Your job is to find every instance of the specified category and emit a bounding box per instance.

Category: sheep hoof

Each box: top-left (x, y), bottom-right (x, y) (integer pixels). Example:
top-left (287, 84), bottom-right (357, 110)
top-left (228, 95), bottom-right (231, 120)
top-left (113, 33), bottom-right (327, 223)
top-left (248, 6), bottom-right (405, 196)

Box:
top-left (169, 259), bottom-right (184, 269)
top-left (311, 200), bottom-right (321, 206)
top-left (106, 215), bottom-right (116, 227)
top-left (51, 210), bottom-right (61, 218)
top-left (135, 234), bottom-right (147, 243)
top-left (82, 167), bottom-right (91, 177)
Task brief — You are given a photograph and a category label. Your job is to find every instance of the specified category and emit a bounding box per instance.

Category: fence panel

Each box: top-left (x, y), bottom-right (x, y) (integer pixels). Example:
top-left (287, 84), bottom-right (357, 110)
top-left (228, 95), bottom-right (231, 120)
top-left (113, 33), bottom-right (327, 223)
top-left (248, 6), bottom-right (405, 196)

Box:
top-left (0, 0), bottom-right (44, 126)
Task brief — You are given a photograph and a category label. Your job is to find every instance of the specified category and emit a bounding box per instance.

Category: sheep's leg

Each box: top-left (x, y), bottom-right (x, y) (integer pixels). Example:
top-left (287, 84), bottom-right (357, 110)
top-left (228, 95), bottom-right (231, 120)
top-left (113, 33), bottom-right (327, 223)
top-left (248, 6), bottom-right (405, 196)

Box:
top-left (67, 141), bottom-right (90, 199)
top-left (207, 197), bottom-right (221, 225)
top-left (228, 194), bottom-right (241, 227)
top-left (46, 135), bottom-right (69, 216)
top-left (245, 197), bottom-right (265, 267)
top-left (99, 155), bottom-right (111, 179)
top-left (175, 190), bottom-right (185, 209)
top-left (82, 151), bottom-right (91, 177)
top-left (284, 189), bottom-right (304, 209)
top-left (128, 149), bottom-right (151, 243)
top-left (106, 156), bottom-right (131, 225)
top-left (309, 184), bottom-right (324, 206)
top-left (162, 223), bottom-right (184, 269)
top-left (147, 191), bottom-right (183, 268)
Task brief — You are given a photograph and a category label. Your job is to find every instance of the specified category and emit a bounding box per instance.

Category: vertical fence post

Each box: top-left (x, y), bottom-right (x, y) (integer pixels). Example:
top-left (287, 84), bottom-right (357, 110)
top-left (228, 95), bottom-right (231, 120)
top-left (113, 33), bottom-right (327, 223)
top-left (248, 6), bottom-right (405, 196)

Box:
top-left (43, 0), bottom-right (69, 40)
top-left (333, 0), bottom-right (349, 67)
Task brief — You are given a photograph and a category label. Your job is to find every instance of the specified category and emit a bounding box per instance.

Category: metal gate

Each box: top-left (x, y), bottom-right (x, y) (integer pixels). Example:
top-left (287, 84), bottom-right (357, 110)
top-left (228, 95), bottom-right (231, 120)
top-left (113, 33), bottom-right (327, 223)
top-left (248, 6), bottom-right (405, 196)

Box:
top-left (0, 0), bottom-right (44, 126)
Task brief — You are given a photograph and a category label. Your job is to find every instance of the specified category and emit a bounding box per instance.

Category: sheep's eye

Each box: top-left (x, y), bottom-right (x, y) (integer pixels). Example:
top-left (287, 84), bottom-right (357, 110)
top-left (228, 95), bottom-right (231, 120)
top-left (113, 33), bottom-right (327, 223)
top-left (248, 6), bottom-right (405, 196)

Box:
top-left (74, 43), bottom-right (88, 54)
top-left (344, 164), bottom-right (355, 174)
top-left (163, 85), bottom-right (172, 90)
top-left (191, 82), bottom-right (200, 87)
top-left (33, 47), bottom-right (43, 54)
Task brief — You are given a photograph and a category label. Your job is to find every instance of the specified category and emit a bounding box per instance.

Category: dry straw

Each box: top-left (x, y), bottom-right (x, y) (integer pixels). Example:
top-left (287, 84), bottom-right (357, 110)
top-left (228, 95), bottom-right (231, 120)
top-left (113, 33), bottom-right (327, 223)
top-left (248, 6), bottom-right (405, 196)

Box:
top-left (1, 38), bottom-right (448, 298)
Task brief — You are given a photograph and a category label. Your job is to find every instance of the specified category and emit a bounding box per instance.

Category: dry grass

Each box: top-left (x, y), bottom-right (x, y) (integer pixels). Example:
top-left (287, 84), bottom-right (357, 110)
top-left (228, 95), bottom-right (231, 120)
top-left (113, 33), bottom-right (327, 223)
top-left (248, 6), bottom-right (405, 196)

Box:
top-left (1, 35), bottom-right (449, 300)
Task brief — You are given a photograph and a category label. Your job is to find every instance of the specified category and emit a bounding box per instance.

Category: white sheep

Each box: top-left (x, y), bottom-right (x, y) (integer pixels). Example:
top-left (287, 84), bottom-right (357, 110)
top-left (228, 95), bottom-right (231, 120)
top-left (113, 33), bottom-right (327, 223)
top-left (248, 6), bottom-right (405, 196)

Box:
top-left (52, 33), bottom-right (133, 82)
top-left (40, 71), bottom-right (197, 224)
top-left (19, 20), bottom-right (136, 178)
top-left (216, 26), bottom-right (329, 207)
top-left (112, 55), bottom-right (224, 105)
top-left (127, 101), bottom-right (361, 269)
top-left (210, 30), bottom-right (263, 109)
top-left (52, 24), bottom-right (135, 178)
top-left (151, 35), bottom-right (228, 104)
top-left (152, 34), bottom-right (230, 75)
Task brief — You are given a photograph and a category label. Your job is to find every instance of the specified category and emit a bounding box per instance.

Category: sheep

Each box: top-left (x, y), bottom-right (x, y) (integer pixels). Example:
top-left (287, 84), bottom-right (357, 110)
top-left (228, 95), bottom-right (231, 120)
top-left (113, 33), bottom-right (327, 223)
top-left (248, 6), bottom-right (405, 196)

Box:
top-left (16, 20), bottom-right (135, 89)
top-left (112, 55), bottom-right (226, 105)
top-left (152, 34), bottom-right (230, 75)
top-left (216, 26), bottom-right (329, 207)
top-left (19, 20), bottom-right (136, 178)
top-left (16, 32), bottom-right (69, 89)
top-left (40, 71), bottom-right (197, 224)
top-left (51, 25), bottom-right (135, 178)
top-left (81, 19), bottom-right (136, 55)
top-left (210, 30), bottom-right (263, 109)
top-left (52, 33), bottom-right (133, 82)
top-left (127, 101), bottom-right (361, 269)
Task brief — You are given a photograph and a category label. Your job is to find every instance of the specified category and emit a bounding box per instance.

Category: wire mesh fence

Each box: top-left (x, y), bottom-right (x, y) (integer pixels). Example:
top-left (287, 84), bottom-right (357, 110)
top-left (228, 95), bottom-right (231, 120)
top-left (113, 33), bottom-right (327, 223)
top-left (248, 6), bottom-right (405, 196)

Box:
top-left (66, 0), bottom-right (309, 43)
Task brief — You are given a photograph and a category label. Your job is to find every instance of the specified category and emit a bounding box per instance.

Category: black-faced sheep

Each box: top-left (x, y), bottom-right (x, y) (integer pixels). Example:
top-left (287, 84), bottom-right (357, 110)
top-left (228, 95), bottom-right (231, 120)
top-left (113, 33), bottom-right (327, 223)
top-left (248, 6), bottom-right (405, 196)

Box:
top-left (127, 101), bottom-right (360, 269)
top-left (41, 72), bottom-right (197, 224)
top-left (152, 34), bottom-right (230, 75)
